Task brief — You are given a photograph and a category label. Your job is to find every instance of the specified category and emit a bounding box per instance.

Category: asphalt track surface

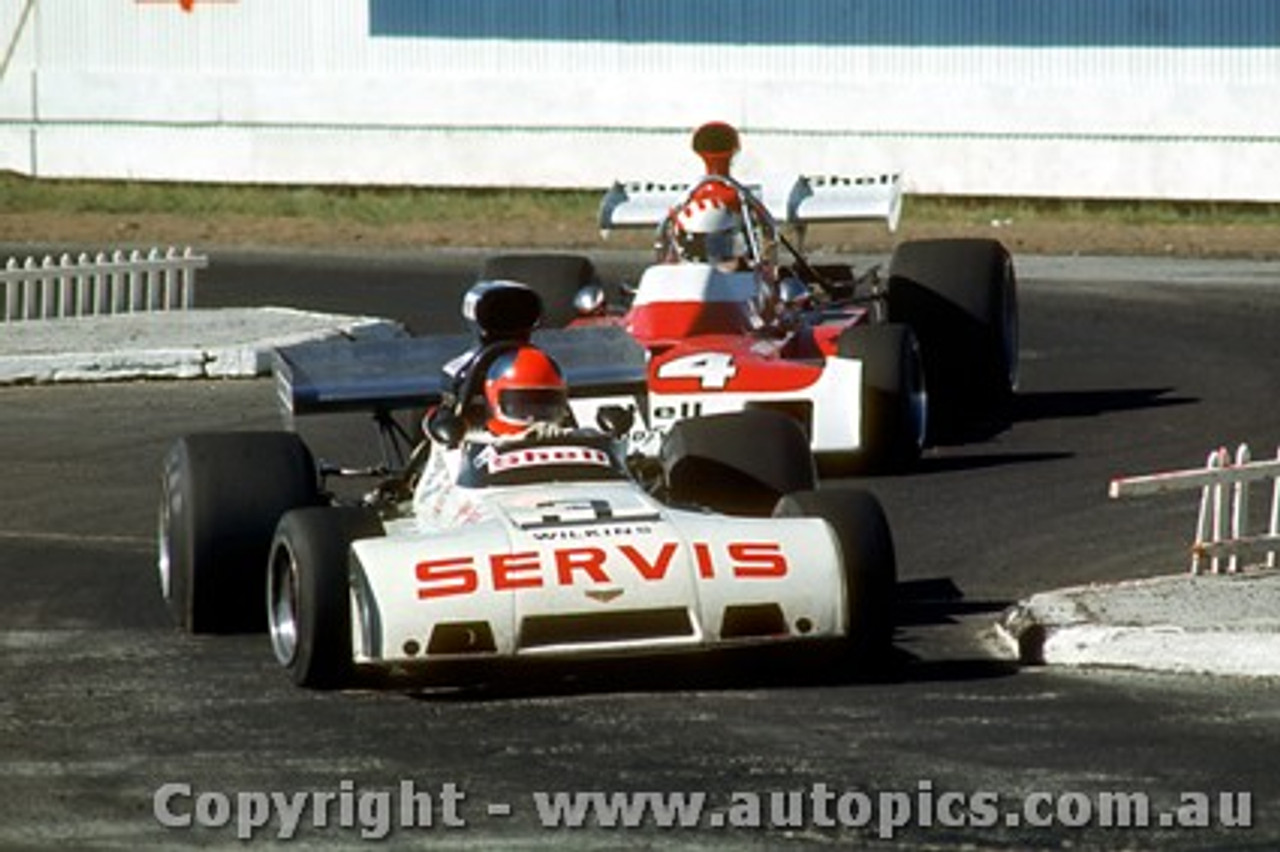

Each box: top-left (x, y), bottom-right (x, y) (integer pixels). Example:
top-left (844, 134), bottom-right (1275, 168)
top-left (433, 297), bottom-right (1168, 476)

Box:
top-left (2, 249), bottom-right (1279, 850)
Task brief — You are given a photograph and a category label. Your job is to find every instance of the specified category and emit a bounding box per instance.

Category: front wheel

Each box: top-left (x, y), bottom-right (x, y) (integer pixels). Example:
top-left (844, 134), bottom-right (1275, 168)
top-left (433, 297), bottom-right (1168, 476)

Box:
top-left (772, 489), bottom-right (896, 664)
top-left (268, 507), bottom-right (384, 689)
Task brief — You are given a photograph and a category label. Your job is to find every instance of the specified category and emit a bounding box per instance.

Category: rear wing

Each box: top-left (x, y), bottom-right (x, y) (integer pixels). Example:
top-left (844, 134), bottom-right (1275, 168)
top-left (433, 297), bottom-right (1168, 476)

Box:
top-left (274, 326), bottom-right (647, 419)
top-left (599, 173), bottom-right (903, 234)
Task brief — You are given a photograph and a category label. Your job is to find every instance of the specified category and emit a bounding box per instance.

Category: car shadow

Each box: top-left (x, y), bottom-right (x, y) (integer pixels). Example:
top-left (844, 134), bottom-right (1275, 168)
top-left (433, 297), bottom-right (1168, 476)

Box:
top-left (881, 577), bottom-right (1022, 684)
top-left (895, 577), bottom-right (1008, 627)
top-left (913, 450), bottom-right (1073, 474)
top-left (928, 385), bottom-right (1197, 447)
top-left (1010, 386), bottom-right (1197, 423)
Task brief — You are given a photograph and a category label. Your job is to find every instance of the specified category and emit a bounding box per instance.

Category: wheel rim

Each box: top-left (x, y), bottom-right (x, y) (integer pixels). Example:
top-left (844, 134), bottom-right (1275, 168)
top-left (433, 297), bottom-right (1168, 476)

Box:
top-left (156, 499), bottom-right (173, 601)
top-left (907, 335), bottom-right (929, 450)
top-left (1001, 256), bottom-right (1020, 389)
top-left (268, 545), bottom-right (300, 666)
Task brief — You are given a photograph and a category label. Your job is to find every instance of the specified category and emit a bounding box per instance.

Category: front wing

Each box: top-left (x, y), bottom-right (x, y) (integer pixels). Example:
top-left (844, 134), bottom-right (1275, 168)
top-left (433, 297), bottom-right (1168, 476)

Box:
top-left (347, 509), bottom-right (846, 669)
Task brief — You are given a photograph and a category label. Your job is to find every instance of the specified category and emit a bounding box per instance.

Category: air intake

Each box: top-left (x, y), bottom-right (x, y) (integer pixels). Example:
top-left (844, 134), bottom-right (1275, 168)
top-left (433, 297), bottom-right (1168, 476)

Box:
top-left (720, 604), bottom-right (788, 639)
top-left (519, 608), bottom-right (694, 649)
top-left (427, 621), bottom-right (498, 655)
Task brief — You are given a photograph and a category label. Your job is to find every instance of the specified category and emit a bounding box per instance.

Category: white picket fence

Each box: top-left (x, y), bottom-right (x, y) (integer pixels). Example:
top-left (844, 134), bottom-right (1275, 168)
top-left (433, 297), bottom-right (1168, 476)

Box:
top-left (1110, 445), bottom-right (1280, 574)
top-left (1, 247), bottom-right (207, 322)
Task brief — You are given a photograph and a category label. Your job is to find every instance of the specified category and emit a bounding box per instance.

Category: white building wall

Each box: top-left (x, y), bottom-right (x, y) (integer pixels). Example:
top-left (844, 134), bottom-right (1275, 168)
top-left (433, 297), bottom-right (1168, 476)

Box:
top-left (0, 0), bottom-right (1277, 200)
top-left (0, 0), bottom-right (38, 174)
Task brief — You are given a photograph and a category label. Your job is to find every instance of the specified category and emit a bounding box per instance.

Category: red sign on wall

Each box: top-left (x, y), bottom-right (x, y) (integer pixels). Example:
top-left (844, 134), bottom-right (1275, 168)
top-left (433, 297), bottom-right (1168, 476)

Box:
top-left (134, 0), bottom-right (239, 12)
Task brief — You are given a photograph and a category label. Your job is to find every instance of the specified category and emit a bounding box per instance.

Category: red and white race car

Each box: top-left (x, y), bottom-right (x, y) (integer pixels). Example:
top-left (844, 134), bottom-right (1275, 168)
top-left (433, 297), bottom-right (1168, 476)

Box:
top-left (483, 122), bottom-right (1019, 472)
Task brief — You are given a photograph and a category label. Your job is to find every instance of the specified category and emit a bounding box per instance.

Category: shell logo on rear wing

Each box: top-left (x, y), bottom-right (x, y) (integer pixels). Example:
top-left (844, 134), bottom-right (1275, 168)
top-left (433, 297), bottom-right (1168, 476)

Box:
top-left (598, 173), bottom-right (903, 236)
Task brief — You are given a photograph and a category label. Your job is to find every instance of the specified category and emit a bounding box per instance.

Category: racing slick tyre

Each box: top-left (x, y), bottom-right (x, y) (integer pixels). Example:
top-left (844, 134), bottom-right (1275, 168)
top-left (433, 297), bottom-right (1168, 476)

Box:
top-left (158, 432), bottom-right (321, 634)
top-left (661, 409), bottom-right (816, 516)
top-left (771, 489), bottom-right (897, 666)
top-left (479, 253), bottom-right (600, 328)
top-left (886, 238), bottom-right (1018, 435)
top-left (834, 323), bottom-right (927, 474)
top-left (268, 506), bottom-right (384, 689)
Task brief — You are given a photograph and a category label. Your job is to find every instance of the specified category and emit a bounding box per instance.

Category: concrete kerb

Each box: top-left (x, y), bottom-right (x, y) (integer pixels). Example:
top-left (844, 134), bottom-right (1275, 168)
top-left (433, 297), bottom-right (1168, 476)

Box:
top-left (0, 307), bottom-right (406, 384)
top-left (996, 571), bottom-right (1280, 678)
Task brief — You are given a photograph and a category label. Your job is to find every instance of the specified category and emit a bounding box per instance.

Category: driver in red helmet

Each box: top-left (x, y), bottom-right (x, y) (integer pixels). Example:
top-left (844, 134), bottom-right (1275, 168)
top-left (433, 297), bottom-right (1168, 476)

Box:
top-left (482, 344), bottom-right (574, 438)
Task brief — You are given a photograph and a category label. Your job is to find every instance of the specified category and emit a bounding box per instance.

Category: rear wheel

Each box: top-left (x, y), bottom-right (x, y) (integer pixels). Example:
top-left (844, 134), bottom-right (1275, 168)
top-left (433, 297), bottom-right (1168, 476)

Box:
top-left (268, 506), bottom-right (384, 689)
top-left (661, 410), bottom-right (816, 515)
top-left (833, 323), bottom-right (927, 473)
top-left (480, 254), bottom-right (599, 328)
top-left (887, 238), bottom-right (1018, 433)
top-left (158, 432), bottom-right (320, 634)
top-left (772, 489), bottom-right (896, 664)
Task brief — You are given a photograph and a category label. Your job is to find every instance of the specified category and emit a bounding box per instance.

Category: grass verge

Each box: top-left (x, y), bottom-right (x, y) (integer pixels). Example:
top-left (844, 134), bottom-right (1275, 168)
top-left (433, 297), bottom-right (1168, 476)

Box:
top-left (4, 172), bottom-right (1278, 226)
top-left (2, 171), bottom-right (1277, 257)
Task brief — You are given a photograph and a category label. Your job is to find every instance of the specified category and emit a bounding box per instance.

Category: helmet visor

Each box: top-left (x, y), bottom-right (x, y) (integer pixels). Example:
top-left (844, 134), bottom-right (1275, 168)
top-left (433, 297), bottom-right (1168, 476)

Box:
top-left (498, 387), bottom-right (570, 425)
top-left (704, 229), bottom-right (745, 263)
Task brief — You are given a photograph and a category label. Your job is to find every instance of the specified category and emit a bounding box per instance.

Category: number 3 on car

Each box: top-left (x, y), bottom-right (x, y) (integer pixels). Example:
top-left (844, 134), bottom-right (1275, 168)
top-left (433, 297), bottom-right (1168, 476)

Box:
top-left (656, 352), bottom-right (737, 389)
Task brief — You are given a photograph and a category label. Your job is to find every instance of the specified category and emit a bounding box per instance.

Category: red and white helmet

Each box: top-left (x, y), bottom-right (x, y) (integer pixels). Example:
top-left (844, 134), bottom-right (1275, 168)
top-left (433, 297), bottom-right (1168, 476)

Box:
top-left (483, 346), bottom-right (571, 436)
top-left (673, 190), bottom-right (748, 264)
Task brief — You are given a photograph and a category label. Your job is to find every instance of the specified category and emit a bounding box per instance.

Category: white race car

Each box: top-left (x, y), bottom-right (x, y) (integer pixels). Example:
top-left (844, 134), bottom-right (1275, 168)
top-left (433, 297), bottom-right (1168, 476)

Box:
top-left (158, 282), bottom-right (897, 689)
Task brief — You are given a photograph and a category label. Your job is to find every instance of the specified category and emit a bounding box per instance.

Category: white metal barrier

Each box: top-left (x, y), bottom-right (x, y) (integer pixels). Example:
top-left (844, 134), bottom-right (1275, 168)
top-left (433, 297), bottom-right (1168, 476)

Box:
top-left (1110, 445), bottom-right (1280, 574)
top-left (1, 247), bottom-right (207, 322)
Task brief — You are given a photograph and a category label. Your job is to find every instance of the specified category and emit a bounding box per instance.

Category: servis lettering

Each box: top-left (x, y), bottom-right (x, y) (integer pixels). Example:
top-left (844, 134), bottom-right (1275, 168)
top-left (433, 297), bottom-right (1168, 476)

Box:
top-left (416, 541), bottom-right (788, 599)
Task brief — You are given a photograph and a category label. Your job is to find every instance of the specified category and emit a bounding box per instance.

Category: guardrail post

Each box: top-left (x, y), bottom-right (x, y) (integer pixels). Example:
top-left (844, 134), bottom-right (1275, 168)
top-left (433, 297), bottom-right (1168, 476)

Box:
top-left (122, 249), bottom-right (139, 312)
top-left (146, 247), bottom-right (161, 310)
top-left (177, 246), bottom-right (197, 308)
top-left (95, 252), bottom-right (112, 315)
top-left (39, 254), bottom-right (56, 319)
top-left (1270, 447), bottom-right (1280, 570)
top-left (22, 256), bottom-right (38, 319)
top-left (1193, 448), bottom-right (1223, 574)
top-left (1231, 444), bottom-right (1252, 574)
top-left (4, 257), bottom-right (18, 320)
top-left (72, 253), bottom-right (90, 317)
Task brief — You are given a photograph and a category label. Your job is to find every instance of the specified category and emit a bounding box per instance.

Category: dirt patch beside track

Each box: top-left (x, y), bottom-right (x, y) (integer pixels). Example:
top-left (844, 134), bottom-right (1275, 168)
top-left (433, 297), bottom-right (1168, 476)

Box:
top-left (1, 209), bottom-right (1276, 259)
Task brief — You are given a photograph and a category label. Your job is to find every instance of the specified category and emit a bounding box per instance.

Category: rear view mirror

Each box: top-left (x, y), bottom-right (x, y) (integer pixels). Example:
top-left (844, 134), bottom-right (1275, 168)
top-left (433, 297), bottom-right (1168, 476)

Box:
top-left (573, 285), bottom-right (607, 317)
top-left (426, 408), bottom-right (466, 447)
top-left (462, 280), bottom-right (543, 342)
top-left (596, 405), bottom-right (635, 439)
